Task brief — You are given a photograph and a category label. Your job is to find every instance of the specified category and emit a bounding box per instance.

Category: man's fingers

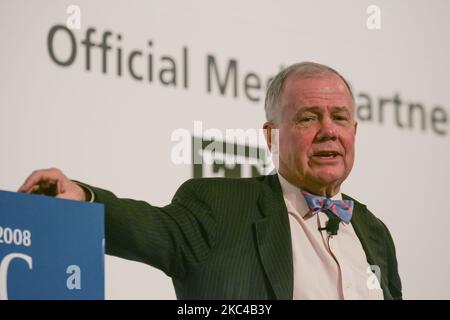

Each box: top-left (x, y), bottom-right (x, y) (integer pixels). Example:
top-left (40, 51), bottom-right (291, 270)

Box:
top-left (18, 171), bottom-right (45, 192)
top-left (16, 168), bottom-right (84, 201)
top-left (25, 185), bottom-right (40, 194)
top-left (18, 168), bottom-right (66, 193)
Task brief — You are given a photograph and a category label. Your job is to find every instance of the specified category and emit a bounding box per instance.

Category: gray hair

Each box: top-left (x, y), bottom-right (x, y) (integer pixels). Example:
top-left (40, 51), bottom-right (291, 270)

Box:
top-left (264, 62), bottom-right (354, 123)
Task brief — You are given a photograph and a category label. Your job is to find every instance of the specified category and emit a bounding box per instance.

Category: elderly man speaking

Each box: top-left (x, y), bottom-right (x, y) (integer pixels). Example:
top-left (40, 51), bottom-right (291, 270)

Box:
top-left (18, 62), bottom-right (402, 300)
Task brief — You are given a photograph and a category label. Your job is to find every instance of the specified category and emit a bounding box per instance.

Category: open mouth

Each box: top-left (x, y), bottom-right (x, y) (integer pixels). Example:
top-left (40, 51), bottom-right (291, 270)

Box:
top-left (313, 151), bottom-right (340, 159)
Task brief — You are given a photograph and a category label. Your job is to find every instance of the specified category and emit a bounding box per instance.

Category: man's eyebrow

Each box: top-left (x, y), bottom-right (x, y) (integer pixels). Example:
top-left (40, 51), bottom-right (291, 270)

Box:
top-left (296, 106), bottom-right (321, 113)
top-left (295, 106), bottom-right (351, 113)
top-left (331, 106), bottom-right (351, 113)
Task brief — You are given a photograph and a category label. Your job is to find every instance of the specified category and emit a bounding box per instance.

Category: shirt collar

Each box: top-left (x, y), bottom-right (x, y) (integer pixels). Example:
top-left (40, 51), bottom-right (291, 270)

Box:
top-left (277, 173), bottom-right (343, 218)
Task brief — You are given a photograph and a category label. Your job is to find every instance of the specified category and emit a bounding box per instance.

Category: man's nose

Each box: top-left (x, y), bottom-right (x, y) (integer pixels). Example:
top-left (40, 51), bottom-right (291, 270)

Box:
top-left (315, 118), bottom-right (337, 142)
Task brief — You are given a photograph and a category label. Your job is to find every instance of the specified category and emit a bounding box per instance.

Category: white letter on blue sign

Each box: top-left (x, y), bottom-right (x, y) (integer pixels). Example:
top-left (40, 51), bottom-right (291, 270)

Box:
top-left (0, 253), bottom-right (33, 300)
top-left (66, 265), bottom-right (81, 290)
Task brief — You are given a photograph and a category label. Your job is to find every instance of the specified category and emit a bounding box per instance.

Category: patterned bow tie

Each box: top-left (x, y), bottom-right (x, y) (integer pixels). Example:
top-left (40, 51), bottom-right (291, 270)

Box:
top-left (301, 190), bottom-right (354, 224)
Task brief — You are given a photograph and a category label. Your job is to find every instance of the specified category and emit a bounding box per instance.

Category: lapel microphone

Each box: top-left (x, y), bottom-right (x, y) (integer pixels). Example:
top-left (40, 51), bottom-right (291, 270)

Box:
top-left (318, 214), bottom-right (340, 236)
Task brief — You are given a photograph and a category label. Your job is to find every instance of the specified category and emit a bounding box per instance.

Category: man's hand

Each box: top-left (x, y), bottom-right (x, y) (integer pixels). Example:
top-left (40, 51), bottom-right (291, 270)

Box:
top-left (18, 168), bottom-right (87, 201)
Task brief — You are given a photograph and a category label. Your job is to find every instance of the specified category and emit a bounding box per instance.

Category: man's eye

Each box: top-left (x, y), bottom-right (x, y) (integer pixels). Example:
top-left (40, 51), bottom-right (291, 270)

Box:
top-left (334, 115), bottom-right (349, 121)
top-left (300, 117), bottom-right (316, 122)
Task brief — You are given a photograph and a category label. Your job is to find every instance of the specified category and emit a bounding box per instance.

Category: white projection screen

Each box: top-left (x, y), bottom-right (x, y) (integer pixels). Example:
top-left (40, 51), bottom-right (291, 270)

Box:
top-left (1, 0), bottom-right (449, 299)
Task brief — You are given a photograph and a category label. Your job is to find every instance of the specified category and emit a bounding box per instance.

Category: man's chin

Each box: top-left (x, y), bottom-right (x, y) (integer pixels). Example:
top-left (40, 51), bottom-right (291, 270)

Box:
top-left (311, 172), bottom-right (345, 189)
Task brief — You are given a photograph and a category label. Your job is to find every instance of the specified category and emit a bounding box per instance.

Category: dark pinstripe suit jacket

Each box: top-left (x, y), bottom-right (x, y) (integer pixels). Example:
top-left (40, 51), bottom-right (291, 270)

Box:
top-left (89, 174), bottom-right (402, 300)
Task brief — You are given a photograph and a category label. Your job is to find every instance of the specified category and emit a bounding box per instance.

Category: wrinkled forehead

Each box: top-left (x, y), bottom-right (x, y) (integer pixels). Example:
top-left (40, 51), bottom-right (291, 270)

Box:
top-left (280, 74), bottom-right (355, 113)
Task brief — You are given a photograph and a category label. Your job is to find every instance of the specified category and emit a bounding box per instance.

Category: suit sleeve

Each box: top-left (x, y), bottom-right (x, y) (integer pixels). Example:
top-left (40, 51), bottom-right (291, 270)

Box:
top-left (86, 179), bottom-right (217, 279)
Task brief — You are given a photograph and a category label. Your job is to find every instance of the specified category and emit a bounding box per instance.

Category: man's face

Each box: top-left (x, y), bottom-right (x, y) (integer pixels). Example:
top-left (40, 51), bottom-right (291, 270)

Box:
top-left (270, 74), bottom-right (357, 196)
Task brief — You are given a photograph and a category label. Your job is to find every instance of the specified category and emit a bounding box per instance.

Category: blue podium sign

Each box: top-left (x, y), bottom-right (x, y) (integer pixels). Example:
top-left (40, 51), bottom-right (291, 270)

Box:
top-left (0, 190), bottom-right (104, 300)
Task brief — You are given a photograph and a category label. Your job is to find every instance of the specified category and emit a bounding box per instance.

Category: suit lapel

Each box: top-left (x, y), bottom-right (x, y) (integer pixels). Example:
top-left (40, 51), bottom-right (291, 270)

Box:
top-left (254, 174), bottom-right (293, 299)
top-left (346, 196), bottom-right (392, 299)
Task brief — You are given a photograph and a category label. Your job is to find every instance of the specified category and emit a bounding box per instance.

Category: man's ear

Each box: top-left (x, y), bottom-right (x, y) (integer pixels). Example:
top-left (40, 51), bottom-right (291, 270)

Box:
top-left (263, 122), bottom-right (280, 170)
top-left (263, 122), bottom-right (275, 151)
top-left (354, 121), bottom-right (358, 136)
